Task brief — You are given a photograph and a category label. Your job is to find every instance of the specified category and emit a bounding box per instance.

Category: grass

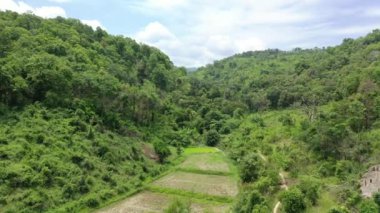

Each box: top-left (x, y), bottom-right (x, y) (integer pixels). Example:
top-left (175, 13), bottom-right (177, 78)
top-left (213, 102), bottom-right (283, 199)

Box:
top-left (179, 152), bottom-right (231, 173)
top-left (183, 147), bottom-right (220, 155)
top-left (176, 167), bottom-right (233, 176)
top-left (87, 146), bottom-right (187, 213)
top-left (152, 171), bottom-right (239, 197)
top-left (96, 191), bottom-right (231, 213)
top-left (95, 146), bottom-right (239, 212)
top-left (306, 191), bottom-right (338, 213)
top-left (147, 185), bottom-right (235, 203)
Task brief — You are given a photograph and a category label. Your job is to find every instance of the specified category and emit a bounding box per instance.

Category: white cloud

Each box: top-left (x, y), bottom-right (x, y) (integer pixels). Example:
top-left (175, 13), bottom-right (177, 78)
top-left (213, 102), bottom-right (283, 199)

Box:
top-left (136, 22), bottom-right (176, 42)
top-left (130, 0), bottom-right (188, 12)
top-left (134, 21), bottom-right (266, 67)
top-left (81, 19), bottom-right (106, 30)
top-left (0, 0), bottom-right (33, 13)
top-left (0, 0), bottom-right (106, 31)
top-left (131, 0), bottom-right (330, 66)
top-left (365, 8), bottom-right (380, 17)
top-left (130, 0), bottom-right (380, 67)
top-left (33, 6), bottom-right (66, 18)
top-left (0, 0), bottom-right (66, 18)
top-left (332, 25), bottom-right (380, 35)
top-left (131, 1), bottom-right (301, 66)
top-left (48, 0), bottom-right (71, 3)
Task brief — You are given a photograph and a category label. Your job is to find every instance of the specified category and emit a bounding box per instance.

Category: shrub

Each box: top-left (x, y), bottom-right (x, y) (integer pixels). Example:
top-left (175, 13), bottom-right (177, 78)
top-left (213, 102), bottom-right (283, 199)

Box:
top-left (87, 127), bottom-right (95, 139)
top-left (23, 190), bottom-right (48, 211)
top-left (36, 134), bottom-right (45, 144)
top-left (62, 183), bottom-right (77, 199)
top-left (253, 177), bottom-right (273, 194)
top-left (251, 115), bottom-right (265, 127)
top-left (318, 161), bottom-right (336, 177)
top-left (298, 177), bottom-right (320, 205)
top-left (279, 114), bottom-right (295, 126)
top-left (359, 200), bottom-right (378, 213)
top-left (233, 108), bottom-right (244, 118)
top-left (164, 199), bottom-right (191, 213)
top-left (239, 153), bottom-right (263, 183)
top-left (85, 196), bottom-right (99, 208)
top-left (328, 206), bottom-right (349, 213)
top-left (234, 190), bottom-right (267, 213)
top-left (337, 189), bottom-right (361, 207)
top-left (205, 129), bottom-right (220, 146)
top-left (77, 177), bottom-right (91, 194)
top-left (153, 140), bottom-right (171, 163)
top-left (373, 192), bottom-right (380, 206)
top-left (335, 160), bottom-right (353, 180)
top-left (220, 125), bottom-right (231, 134)
top-left (280, 187), bottom-right (306, 213)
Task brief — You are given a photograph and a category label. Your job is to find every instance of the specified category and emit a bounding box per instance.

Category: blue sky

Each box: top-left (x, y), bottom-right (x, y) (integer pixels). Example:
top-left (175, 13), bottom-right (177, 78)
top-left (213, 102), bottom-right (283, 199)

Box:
top-left (1, 0), bottom-right (380, 67)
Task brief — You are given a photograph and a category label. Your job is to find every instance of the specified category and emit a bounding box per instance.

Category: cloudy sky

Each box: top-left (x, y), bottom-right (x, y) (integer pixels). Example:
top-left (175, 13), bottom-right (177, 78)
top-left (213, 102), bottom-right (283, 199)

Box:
top-left (1, 0), bottom-right (380, 67)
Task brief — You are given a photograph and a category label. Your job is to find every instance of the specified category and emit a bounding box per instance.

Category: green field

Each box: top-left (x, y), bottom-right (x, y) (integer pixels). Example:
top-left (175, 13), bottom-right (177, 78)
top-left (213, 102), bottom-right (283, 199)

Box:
top-left (96, 148), bottom-right (239, 212)
top-left (179, 152), bottom-right (231, 173)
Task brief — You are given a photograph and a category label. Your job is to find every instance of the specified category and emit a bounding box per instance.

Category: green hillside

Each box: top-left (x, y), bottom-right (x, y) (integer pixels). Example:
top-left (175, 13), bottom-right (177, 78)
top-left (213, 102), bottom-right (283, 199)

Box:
top-left (193, 30), bottom-right (380, 212)
top-left (1, 10), bottom-right (380, 213)
top-left (0, 11), bottom-right (189, 212)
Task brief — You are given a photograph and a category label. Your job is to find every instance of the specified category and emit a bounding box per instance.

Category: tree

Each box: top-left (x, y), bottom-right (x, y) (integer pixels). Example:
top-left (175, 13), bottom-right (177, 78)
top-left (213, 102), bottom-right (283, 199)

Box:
top-left (279, 113), bottom-right (295, 126)
top-left (239, 153), bottom-right (263, 183)
top-left (280, 188), bottom-right (306, 213)
top-left (298, 177), bottom-right (320, 205)
top-left (153, 140), bottom-right (171, 163)
top-left (234, 190), bottom-right (267, 213)
top-left (359, 200), bottom-right (378, 213)
top-left (373, 192), bottom-right (380, 206)
top-left (205, 130), bottom-right (220, 146)
top-left (328, 206), bottom-right (349, 213)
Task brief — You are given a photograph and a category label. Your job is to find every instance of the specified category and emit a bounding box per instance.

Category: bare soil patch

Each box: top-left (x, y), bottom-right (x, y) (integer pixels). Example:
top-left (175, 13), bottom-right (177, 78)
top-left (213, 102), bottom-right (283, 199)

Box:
top-left (142, 143), bottom-right (159, 161)
top-left (97, 191), bottom-right (230, 213)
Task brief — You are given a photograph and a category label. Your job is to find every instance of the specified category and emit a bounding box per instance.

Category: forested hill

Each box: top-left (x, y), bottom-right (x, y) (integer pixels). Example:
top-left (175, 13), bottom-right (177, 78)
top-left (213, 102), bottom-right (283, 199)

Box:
top-left (1, 9), bottom-right (380, 213)
top-left (0, 11), bottom-right (190, 212)
top-left (194, 32), bottom-right (380, 111)
top-left (192, 30), bottom-right (380, 212)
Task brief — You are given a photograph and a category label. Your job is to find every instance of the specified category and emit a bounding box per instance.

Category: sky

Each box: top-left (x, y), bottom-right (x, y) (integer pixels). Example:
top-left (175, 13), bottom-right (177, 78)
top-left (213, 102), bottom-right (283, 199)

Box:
top-left (1, 0), bottom-right (380, 67)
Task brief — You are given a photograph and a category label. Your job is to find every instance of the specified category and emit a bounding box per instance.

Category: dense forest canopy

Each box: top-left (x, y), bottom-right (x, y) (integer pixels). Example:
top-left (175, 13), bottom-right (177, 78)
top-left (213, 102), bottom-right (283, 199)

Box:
top-left (0, 10), bottom-right (380, 213)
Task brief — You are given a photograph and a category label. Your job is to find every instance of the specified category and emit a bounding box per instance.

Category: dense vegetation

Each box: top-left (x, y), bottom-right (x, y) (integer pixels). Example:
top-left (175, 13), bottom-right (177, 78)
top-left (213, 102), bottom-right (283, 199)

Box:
top-left (1, 10), bottom-right (380, 213)
top-left (195, 29), bottom-right (380, 212)
top-left (0, 11), bottom-right (189, 212)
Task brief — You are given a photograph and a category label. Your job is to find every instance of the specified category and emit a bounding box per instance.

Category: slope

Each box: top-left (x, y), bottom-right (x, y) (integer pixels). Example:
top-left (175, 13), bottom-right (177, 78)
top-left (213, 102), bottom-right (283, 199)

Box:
top-left (0, 11), bottom-right (187, 212)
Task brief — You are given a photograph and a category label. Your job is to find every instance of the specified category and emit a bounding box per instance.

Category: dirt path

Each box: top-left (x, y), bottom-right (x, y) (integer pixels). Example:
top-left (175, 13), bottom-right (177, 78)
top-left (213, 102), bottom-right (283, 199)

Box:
top-left (97, 147), bottom-right (237, 213)
top-left (273, 172), bottom-right (288, 213)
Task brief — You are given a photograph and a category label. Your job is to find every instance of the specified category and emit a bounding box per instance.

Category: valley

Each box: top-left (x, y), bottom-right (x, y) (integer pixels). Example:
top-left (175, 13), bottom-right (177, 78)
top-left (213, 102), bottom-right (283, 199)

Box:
top-left (0, 9), bottom-right (380, 213)
top-left (98, 147), bottom-right (237, 213)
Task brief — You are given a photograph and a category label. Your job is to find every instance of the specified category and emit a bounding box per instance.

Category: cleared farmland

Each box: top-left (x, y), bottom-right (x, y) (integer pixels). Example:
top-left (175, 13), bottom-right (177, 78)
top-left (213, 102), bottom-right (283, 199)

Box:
top-left (97, 147), bottom-right (238, 213)
top-left (152, 171), bottom-right (238, 197)
top-left (178, 152), bottom-right (231, 173)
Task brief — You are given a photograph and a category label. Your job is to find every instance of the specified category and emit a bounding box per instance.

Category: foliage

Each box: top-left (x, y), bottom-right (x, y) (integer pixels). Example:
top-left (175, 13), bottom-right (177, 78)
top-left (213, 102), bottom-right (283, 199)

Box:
top-left (297, 177), bottom-right (320, 205)
top-left (164, 199), bottom-right (191, 213)
top-left (280, 187), bottom-right (307, 213)
top-left (154, 140), bottom-right (171, 163)
top-left (205, 130), bottom-right (220, 146)
top-left (233, 190), bottom-right (268, 213)
top-left (1, 10), bottom-right (380, 213)
top-left (373, 192), bottom-right (380, 206)
top-left (359, 200), bottom-right (379, 213)
top-left (239, 153), bottom-right (263, 183)
top-left (328, 206), bottom-right (350, 213)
